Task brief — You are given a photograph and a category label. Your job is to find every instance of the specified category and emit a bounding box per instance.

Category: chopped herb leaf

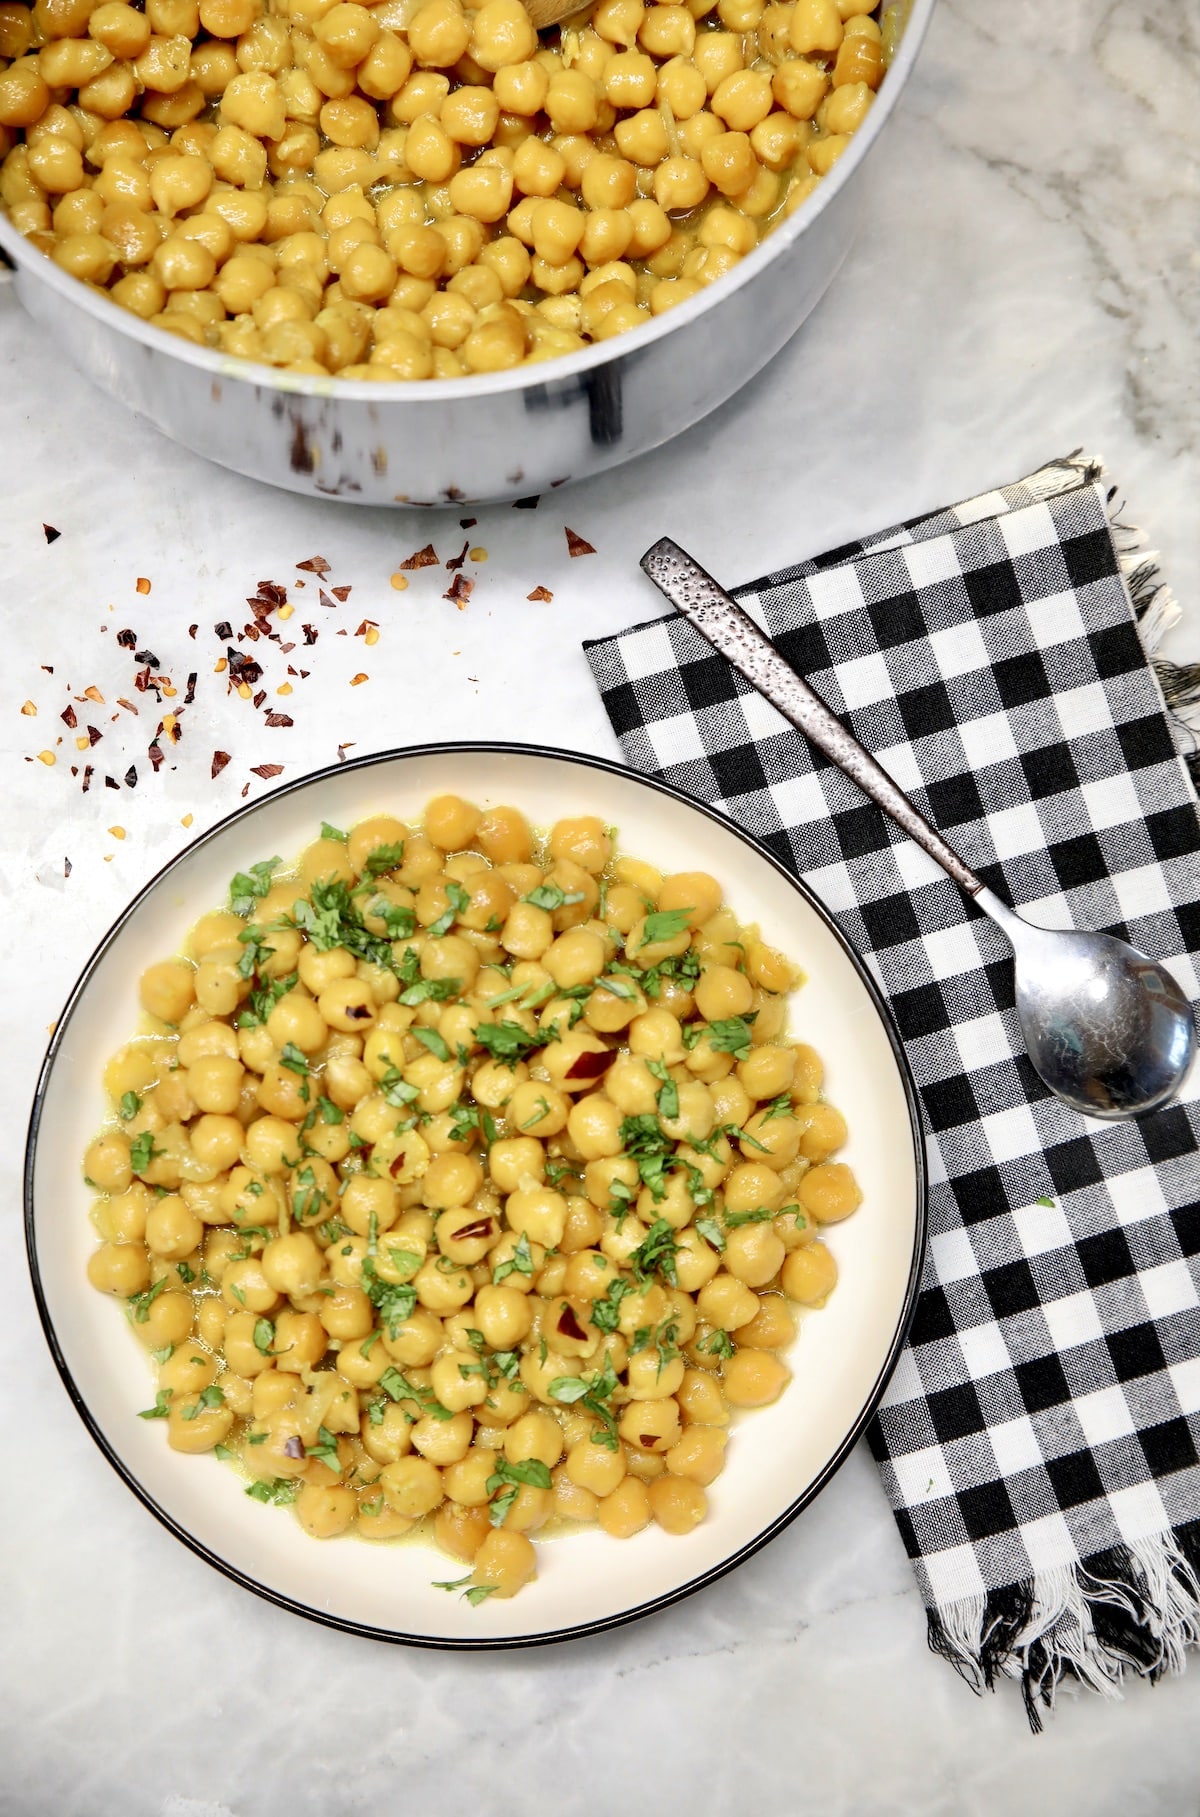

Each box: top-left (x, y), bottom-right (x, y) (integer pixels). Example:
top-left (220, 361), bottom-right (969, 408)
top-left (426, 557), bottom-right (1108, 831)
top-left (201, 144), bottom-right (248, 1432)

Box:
top-left (253, 1317), bottom-right (274, 1355)
top-left (763, 1094), bottom-right (794, 1122)
top-left (320, 821), bottom-right (347, 842)
top-left (493, 1232), bottom-right (535, 1284)
top-left (706, 1017), bottom-right (757, 1060)
top-left (723, 1205), bottom-right (775, 1228)
top-left (489, 1486), bottom-right (518, 1527)
top-left (304, 1424), bottom-right (340, 1469)
top-left (230, 857), bottom-right (282, 918)
top-left (629, 1217), bottom-right (679, 1286)
top-left (412, 1027), bottom-right (451, 1063)
top-left (181, 1384), bottom-right (225, 1422)
top-left (646, 1058), bottom-right (679, 1121)
top-left (1035, 1195), bottom-right (1056, 1208)
top-left (118, 1090), bottom-right (141, 1121)
top-left (520, 1096), bottom-right (551, 1131)
top-left (245, 1478), bottom-right (299, 1504)
top-left (694, 1216), bottom-right (726, 1252)
top-left (475, 1020), bottom-right (546, 1063)
top-left (137, 1390), bottom-right (172, 1419)
top-left (400, 976), bottom-right (461, 1007)
top-left (639, 906), bottom-right (693, 946)
top-left (128, 1277), bottom-right (168, 1322)
top-left (699, 1328), bottom-right (736, 1360)
top-left (427, 881), bottom-right (470, 938)
top-left (318, 1097), bottom-right (345, 1124)
top-left (523, 882), bottom-right (585, 912)
top-left (590, 1275), bottom-right (633, 1334)
top-left (279, 1042), bottom-right (310, 1077)
top-left (129, 1130), bottom-right (159, 1176)
top-left (364, 841), bottom-right (406, 876)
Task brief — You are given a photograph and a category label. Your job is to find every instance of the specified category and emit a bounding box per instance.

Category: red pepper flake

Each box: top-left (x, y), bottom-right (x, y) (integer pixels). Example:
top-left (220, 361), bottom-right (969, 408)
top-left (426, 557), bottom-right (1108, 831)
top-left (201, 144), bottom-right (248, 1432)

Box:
top-left (443, 574), bottom-right (474, 608)
top-left (116, 628), bottom-right (137, 650)
top-left (148, 742), bottom-right (165, 773)
top-left (105, 775), bottom-right (118, 790)
top-left (331, 584), bottom-right (351, 602)
top-left (251, 763), bottom-right (283, 779)
top-left (81, 764), bottom-right (92, 792)
top-left (318, 589), bottom-right (337, 609)
top-left (134, 647), bottom-right (159, 667)
top-left (124, 765), bottom-right (137, 788)
top-left (134, 667), bottom-right (151, 693)
top-left (400, 544), bottom-right (438, 570)
top-left (296, 555), bottom-right (330, 577)
top-left (337, 742), bottom-right (355, 762)
top-left (184, 672), bottom-right (197, 704)
top-left (241, 623), bottom-right (261, 643)
top-left (117, 698), bottom-right (138, 714)
top-left (445, 541), bottom-right (470, 573)
top-left (86, 725), bottom-right (102, 746)
top-left (249, 581), bottom-right (287, 616)
top-left (188, 624), bottom-right (197, 639)
top-left (349, 672), bottom-right (369, 685)
top-left (227, 650), bottom-right (263, 687)
top-left (527, 586), bottom-right (554, 603)
top-left (265, 712), bottom-right (294, 727)
top-left (300, 669), bottom-right (310, 679)
top-left (212, 750), bottom-right (231, 779)
top-left (458, 517), bottom-right (477, 529)
top-left (556, 1303), bottom-right (588, 1342)
top-left (302, 625), bottom-right (318, 645)
top-left (64, 856), bottom-right (71, 877)
top-left (41, 666), bottom-right (53, 673)
top-left (513, 496), bottom-right (539, 510)
top-left (215, 620), bottom-right (233, 640)
top-left (252, 688), bottom-right (266, 708)
top-left (61, 704), bottom-right (78, 729)
top-left (136, 577), bottom-right (151, 594)
top-left (44, 524), bottom-right (61, 543)
top-left (565, 527), bottom-right (596, 558)
top-left (566, 1048), bottom-right (616, 1080)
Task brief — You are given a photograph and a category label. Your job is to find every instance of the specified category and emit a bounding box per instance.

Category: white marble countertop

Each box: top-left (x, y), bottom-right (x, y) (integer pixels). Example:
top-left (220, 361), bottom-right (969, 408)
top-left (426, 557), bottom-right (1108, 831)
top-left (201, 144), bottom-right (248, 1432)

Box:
top-left (3, 0), bottom-right (1199, 1810)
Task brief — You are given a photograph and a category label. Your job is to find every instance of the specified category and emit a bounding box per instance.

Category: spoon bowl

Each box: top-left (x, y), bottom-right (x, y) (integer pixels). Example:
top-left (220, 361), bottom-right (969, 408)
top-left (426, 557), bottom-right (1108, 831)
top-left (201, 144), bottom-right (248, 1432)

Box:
top-left (978, 888), bottom-right (1196, 1118)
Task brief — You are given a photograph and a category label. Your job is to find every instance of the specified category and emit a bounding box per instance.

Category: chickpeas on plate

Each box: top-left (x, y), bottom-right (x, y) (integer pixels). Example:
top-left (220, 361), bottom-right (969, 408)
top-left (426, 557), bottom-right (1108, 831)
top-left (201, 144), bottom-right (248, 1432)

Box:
top-left (85, 794), bottom-right (861, 1600)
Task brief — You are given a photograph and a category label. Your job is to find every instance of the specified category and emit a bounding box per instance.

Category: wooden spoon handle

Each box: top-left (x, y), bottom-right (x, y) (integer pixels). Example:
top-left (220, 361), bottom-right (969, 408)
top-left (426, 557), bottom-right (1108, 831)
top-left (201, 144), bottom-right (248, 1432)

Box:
top-left (522, 0), bottom-right (586, 28)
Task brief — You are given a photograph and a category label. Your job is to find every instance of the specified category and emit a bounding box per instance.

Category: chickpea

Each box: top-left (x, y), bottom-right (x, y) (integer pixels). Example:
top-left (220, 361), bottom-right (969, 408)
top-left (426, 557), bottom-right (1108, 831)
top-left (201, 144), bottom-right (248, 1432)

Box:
top-left (723, 1347), bottom-right (791, 1407)
top-left (472, 1526), bottom-right (536, 1597)
top-left (647, 1473), bottom-right (707, 1533)
top-left (597, 1475), bottom-right (651, 1537)
top-left (380, 1455), bottom-right (443, 1518)
top-left (797, 1160), bottom-right (861, 1224)
top-left (139, 958), bottom-right (196, 1025)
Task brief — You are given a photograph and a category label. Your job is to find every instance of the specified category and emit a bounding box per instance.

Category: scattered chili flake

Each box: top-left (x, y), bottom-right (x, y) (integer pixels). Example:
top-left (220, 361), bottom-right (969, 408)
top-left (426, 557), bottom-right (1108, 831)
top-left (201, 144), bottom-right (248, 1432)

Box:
top-left (215, 620), bottom-right (233, 640)
top-left (109, 825), bottom-right (126, 838)
top-left (41, 665), bottom-right (53, 673)
top-left (44, 524), bottom-right (60, 543)
top-left (184, 673), bottom-right (196, 704)
top-left (400, 544), bottom-right (438, 570)
top-left (241, 782), bottom-right (251, 798)
top-left (188, 624), bottom-right (197, 639)
top-left (565, 527), bottom-right (596, 557)
top-left (64, 857), bottom-right (71, 877)
top-left (105, 775), bottom-right (118, 790)
top-left (513, 496), bottom-right (539, 509)
top-left (133, 648), bottom-right (158, 668)
top-left (117, 628), bottom-right (137, 649)
top-left (181, 813), bottom-right (193, 827)
top-left (134, 668), bottom-right (152, 692)
top-left (337, 742), bottom-right (355, 762)
top-left (86, 725), bottom-right (102, 746)
top-left (390, 573), bottom-right (409, 591)
top-left (227, 650), bottom-right (263, 687)
top-left (527, 586), bottom-right (553, 603)
top-left (148, 742), bottom-right (165, 772)
top-left (21, 700), bottom-right (36, 716)
top-left (470, 547), bottom-right (488, 563)
top-left (446, 541), bottom-right (469, 573)
top-left (250, 581), bottom-right (287, 616)
top-left (162, 713), bottom-right (179, 742)
top-left (117, 698), bottom-right (138, 714)
top-left (444, 574), bottom-right (474, 608)
top-left (36, 750), bottom-right (56, 766)
top-left (459, 517), bottom-right (477, 529)
top-left (566, 1047), bottom-right (616, 1080)
top-left (279, 642), bottom-right (295, 654)
top-left (302, 625), bottom-right (318, 645)
top-left (81, 765), bottom-right (92, 792)
top-left (251, 763), bottom-right (283, 779)
top-left (136, 577), bottom-right (151, 594)
top-left (296, 555), bottom-right (330, 577)
top-left (349, 672), bottom-right (369, 686)
top-left (252, 688), bottom-right (266, 708)
top-left (124, 765), bottom-right (137, 787)
top-left (319, 589), bottom-right (337, 609)
top-left (265, 712), bottom-right (293, 727)
top-left (212, 750), bottom-right (231, 779)
top-left (331, 585), bottom-right (351, 602)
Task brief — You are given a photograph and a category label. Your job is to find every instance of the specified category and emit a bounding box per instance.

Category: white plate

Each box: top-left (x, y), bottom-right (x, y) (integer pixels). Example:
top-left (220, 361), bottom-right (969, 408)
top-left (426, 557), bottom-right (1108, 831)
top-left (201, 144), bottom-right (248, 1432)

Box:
top-left (25, 743), bottom-right (927, 1648)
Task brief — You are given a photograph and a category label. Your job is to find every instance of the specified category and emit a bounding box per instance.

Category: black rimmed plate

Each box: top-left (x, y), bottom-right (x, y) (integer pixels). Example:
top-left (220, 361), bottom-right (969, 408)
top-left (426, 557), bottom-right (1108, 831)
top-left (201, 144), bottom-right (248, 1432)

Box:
top-left (25, 743), bottom-right (927, 1648)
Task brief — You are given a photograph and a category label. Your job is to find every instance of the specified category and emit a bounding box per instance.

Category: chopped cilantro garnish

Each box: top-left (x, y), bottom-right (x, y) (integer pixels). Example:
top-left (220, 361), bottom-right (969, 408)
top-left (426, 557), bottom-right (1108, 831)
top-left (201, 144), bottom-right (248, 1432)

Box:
top-left (399, 977), bottom-right (461, 1007)
top-left (427, 881), bottom-right (470, 938)
top-left (548, 1352), bottom-right (621, 1449)
top-left (522, 882), bottom-right (586, 912)
top-left (639, 906), bottom-right (693, 946)
top-left (320, 821), bottom-right (347, 842)
top-left (253, 1317), bottom-right (275, 1355)
top-left (723, 1205), bottom-right (775, 1228)
top-left (590, 1275), bottom-right (633, 1334)
top-left (412, 1026), bottom-right (451, 1063)
top-left (118, 1090), bottom-right (141, 1121)
top-left (362, 1258), bottom-right (418, 1336)
top-left (706, 1016), bottom-right (757, 1060)
top-left (237, 970), bottom-right (297, 1030)
top-left (645, 1058), bottom-right (679, 1121)
top-left (245, 1478), bottom-right (300, 1505)
top-left (492, 1232), bottom-right (535, 1285)
top-left (364, 841), bottom-right (406, 876)
top-left (699, 1328), bottom-right (736, 1360)
top-left (230, 857), bottom-right (282, 918)
top-left (181, 1384), bottom-right (225, 1422)
top-left (432, 1573), bottom-right (499, 1607)
top-left (137, 1390), bottom-right (172, 1420)
top-left (520, 1096), bottom-right (552, 1130)
top-left (475, 1021), bottom-right (547, 1063)
top-left (279, 1042), bottom-right (309, 1077)
top-left (129, 1130), bottom-right (159, 1177)
top-left (381, 1066), bottom-right (421, 1108)
top-left (763, 1094), bottom-right (794, 1122)
top-left (128, 1276), bottom-right (168, 1322)
top-left (318, 1097), bottom-right (345, 1124)
top-left (629, 1217), bottom-right (679, 1286)
top-left (304, 1424), bottom-right (340, 1469)
top-left (694, 1216), bottom-right (726, 1251)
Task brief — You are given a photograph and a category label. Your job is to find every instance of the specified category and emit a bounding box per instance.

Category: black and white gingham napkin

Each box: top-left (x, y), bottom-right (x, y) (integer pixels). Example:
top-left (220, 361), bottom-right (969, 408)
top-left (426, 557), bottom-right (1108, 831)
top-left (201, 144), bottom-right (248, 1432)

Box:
top-left (583, 456), bottom-right (1200, 1726)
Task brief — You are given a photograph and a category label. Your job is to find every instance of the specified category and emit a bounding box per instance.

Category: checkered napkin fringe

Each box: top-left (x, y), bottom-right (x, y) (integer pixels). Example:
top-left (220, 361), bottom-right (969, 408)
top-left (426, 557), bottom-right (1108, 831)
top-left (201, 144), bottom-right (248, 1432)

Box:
top-left (583, 455), bottom-right (1200, 1727)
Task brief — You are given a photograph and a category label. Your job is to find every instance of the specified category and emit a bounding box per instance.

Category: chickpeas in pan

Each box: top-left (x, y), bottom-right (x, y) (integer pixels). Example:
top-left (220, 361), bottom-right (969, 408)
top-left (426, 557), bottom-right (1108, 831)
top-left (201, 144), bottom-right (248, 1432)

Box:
top-left (85, 796), bottom-right (860, 1600)
top-left (1, 0), bottom-right (907, 378)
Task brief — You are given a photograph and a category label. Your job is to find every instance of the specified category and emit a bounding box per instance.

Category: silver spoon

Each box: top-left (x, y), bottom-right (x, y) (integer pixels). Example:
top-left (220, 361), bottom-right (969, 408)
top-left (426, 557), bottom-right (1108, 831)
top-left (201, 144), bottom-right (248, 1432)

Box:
top-left (641, 538), bottom-right (1196, 1120)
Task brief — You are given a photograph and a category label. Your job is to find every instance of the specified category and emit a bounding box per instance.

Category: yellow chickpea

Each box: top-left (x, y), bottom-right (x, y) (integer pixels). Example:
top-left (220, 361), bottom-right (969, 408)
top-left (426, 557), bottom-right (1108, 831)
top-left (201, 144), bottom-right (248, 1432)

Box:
top-left (647, 1473), bottom-right (707, 1533)
top-left (597, 1475), bottom-right (651, 1537)
top-left (472, 1526), bottom-right (536, 1597)
top-left (723, 1347), bottom-right (791, 1407)
top-left (797, 1160), bottom-right (861, 1224)
top-left (782, 1240), bottom-right (838, 1304)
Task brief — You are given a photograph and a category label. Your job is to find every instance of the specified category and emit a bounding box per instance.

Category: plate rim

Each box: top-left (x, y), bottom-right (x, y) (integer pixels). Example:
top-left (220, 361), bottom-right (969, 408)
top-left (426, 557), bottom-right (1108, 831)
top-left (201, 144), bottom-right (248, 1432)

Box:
top-left (24, 738), bottom-right (929, 1651)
